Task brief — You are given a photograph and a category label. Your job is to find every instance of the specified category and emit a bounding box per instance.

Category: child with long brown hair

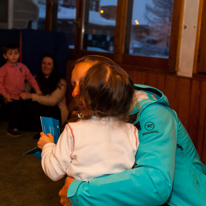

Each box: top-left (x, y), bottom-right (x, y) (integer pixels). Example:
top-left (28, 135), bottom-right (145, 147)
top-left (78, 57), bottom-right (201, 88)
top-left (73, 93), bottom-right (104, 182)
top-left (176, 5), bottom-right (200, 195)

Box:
top-left (37, 62), bottom-right (139, 182)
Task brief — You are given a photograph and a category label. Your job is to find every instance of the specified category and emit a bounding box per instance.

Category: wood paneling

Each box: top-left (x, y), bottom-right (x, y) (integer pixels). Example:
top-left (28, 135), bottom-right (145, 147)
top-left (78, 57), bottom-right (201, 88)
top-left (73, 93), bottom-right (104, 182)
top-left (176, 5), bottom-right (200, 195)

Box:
top-left (45, 0), bottom-right (52, 31)
top-left (163, 75), bottom-right (176, 108)
top-left (173, 78), bottom-right (190, 129)
top-left (198, 82), bottom-right (206, 164)
top-left (66, 60), bottom-right (206, 163)
top-left (188, 80), bottom-right (201, 148)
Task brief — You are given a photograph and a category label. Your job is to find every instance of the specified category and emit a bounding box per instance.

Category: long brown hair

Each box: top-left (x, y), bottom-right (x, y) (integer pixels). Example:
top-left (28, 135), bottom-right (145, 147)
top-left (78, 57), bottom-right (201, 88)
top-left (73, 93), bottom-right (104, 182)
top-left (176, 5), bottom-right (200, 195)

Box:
top-left (35, 54), bottom-right (62, 95)
top-left (70, 61), bottom-right (134, 122)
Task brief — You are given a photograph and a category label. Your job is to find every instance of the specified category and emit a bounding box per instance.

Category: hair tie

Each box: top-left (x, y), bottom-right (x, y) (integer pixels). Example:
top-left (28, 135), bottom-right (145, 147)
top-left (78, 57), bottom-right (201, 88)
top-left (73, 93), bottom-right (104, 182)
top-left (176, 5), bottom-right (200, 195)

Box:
top-left (78, 113), bottom-right (84, 119)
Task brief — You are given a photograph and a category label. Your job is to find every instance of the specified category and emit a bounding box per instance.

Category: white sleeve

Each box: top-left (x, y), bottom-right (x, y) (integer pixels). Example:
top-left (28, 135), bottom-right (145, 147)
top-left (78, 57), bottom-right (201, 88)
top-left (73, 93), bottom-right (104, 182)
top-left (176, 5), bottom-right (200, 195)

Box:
top-left (41, 125), bottom-right (73, 181)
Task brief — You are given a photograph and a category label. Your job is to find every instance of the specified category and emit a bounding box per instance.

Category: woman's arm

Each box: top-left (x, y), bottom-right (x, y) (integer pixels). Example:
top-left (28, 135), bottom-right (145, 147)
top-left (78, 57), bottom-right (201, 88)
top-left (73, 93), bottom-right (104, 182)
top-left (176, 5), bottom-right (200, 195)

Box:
top-left (32, 79), bottom-right (67, 106)
top-left (60, 104), bottom-right (177, 206)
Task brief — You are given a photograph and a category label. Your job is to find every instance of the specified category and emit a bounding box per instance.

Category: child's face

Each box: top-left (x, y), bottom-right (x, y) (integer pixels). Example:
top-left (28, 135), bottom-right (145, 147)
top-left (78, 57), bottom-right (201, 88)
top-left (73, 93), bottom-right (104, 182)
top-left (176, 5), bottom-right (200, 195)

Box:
top-left (3, 49), bottom-right (20, 64)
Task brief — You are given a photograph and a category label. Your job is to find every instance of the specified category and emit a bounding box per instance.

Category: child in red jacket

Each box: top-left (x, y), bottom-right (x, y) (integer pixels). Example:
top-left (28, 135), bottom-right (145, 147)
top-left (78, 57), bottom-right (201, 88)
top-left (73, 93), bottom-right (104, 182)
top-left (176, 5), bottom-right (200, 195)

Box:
top-left (0, 43), bottom-right (42, 137)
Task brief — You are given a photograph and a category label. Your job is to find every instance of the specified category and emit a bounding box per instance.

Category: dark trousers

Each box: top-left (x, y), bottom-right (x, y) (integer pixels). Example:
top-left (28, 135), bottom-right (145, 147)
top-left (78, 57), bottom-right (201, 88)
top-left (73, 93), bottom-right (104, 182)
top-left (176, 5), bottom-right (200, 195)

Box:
top-left (7, 99), bottom-right (30, 130)
top-left (19, 101), bottom-right (61, 132)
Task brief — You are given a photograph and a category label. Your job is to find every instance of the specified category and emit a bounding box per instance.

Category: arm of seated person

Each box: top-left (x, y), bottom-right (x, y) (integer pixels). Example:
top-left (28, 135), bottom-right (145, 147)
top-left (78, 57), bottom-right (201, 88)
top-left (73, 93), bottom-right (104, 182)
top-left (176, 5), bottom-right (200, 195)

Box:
top-left (59, 104), bottom-right (177, 206)
top-left (20, 90), bottom-right (42, 100)
top-left (32, 79), bottom-right (67, 106)
top-left (19, 92), bottom-right (32, 100)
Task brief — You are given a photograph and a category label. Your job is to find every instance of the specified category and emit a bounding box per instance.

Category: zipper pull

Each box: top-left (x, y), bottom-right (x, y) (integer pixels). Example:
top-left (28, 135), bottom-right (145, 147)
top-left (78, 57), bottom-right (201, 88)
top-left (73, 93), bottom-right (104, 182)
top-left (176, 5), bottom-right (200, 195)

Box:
top-left (177, 144), bottom-right (184, 151)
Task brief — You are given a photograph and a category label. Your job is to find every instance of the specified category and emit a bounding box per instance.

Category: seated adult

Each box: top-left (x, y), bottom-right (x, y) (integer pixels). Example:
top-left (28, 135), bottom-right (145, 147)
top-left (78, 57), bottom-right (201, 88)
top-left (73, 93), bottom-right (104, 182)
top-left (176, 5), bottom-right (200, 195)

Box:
top-left (19, 54), bottom-right (68, 133)
top-left (59, 55), bottom-right (206, 206)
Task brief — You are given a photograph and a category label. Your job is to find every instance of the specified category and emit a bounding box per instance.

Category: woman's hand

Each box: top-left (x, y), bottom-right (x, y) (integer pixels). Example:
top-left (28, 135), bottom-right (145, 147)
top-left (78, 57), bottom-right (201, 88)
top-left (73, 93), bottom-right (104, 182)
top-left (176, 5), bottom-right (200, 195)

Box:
top-left (37, 132), bottom-right (54, 149)
top-left (20, 92), bottom-right (32, 100)
top-left (59, 176), bottom-right (75, 206)
top-left (36, 89), bottom-right (43, 95)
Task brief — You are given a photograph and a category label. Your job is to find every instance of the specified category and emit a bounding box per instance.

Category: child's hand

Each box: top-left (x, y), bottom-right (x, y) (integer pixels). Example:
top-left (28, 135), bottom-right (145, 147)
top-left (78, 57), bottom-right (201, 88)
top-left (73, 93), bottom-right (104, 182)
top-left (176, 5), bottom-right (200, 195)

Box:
top-left (4, 95), bottom-right (13, 103)
top-left (37, 132), bottom-right (54, 149)
top-left (36, 89), bottom-right (43, 95)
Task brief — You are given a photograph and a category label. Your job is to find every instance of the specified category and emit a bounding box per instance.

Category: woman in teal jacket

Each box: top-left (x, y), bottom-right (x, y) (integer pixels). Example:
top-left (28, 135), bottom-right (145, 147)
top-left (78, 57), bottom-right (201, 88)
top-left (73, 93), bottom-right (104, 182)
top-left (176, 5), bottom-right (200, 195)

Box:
top-left (60, 55), bottom-right (206, 206)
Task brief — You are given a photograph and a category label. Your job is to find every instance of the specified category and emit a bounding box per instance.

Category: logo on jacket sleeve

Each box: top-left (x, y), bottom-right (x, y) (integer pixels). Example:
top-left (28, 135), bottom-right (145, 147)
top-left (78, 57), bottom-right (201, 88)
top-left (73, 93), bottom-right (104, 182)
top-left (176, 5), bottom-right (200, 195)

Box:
top-left (143, 121), bottom-right (159, 136)
top-left (144, 122), bottom-right (155, 131)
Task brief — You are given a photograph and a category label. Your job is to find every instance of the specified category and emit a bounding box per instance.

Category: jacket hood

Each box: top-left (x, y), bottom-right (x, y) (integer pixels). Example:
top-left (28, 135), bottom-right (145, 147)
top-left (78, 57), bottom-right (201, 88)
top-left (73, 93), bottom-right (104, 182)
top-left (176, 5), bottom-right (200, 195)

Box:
top-left (130, 84), bottom-right (170, 120)
top-left (134, 84), bottom-right (169, 106)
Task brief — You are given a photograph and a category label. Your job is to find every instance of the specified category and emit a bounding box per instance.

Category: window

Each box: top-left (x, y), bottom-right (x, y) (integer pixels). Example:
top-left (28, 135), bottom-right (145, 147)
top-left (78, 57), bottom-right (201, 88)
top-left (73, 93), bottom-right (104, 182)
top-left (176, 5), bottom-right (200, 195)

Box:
top-left (121, 0), bottom-right (181, 71)
top-left (125, 0), bottom-right (173, 58)
top-left (51, 0), bottom-right (77, 49)
top-left (82, 0), bottom-right (117, 53)
top-left (29, 0), bottom-right (77, 49)
top-left (29, 0), bottom-right (46, 31)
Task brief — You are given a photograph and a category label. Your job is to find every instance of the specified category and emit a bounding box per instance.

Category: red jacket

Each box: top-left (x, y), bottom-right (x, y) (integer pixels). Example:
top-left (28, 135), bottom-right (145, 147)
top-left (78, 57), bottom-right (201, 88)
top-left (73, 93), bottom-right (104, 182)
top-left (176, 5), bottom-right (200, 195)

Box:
top-left (0, 62), bottom-right (40, 100)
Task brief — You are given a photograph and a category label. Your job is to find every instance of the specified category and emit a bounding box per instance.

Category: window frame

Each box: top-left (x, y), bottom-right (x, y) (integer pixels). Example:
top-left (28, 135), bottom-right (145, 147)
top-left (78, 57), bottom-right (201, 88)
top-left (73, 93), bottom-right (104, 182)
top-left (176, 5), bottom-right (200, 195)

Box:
top-left (195, 0), bottom-right (206, 78)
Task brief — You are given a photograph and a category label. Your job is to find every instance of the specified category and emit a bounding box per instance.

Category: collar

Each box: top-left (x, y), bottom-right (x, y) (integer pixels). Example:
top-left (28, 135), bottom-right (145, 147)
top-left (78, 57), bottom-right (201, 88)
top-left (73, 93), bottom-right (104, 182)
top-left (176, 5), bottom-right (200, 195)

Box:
top-left (91, 116), bottom-right (119, 122)
top-left (6, 61), bottom-right (18, 67)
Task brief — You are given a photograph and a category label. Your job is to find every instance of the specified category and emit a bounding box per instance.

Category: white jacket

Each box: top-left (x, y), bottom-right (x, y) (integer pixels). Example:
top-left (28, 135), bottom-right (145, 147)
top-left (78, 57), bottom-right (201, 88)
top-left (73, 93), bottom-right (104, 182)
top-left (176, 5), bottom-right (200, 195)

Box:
top-left (41, 116), bottom-right (139, 181)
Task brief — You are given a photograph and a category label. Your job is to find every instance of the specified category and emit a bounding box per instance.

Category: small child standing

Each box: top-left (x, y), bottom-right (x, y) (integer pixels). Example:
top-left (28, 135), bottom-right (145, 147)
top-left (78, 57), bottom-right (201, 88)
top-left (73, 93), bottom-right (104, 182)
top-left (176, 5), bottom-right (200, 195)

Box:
top-left (0, 43), bottom-right (42, 137)
top-left (37, 62), bottom-right (139, 182)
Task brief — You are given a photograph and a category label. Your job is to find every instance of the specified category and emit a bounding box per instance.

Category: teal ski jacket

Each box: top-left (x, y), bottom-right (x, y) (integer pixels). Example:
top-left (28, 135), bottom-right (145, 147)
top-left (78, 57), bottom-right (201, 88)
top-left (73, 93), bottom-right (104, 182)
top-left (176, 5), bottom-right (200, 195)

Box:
top-left (67, 84), bottom-right (206, 206)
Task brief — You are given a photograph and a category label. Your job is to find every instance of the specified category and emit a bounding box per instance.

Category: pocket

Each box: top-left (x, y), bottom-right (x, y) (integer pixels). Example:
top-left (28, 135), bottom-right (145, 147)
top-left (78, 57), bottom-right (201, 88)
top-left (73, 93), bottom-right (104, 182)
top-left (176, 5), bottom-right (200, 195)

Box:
top-left (173, 146), bottom-right (206, 203)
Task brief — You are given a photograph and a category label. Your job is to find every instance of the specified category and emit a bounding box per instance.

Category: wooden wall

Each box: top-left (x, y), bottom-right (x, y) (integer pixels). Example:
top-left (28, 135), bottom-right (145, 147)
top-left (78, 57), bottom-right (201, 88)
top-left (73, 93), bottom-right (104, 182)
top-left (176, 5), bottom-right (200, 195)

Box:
top-left (66, 60), bottom-right (206, 164)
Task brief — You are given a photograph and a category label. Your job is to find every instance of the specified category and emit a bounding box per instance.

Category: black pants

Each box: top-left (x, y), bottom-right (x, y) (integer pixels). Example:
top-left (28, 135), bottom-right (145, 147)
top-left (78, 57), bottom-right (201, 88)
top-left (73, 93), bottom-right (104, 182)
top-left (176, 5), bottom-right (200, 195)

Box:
top-left (7, 99), bottom-right (30, 130)
top-left (19, 101), bottom-right (61, 132)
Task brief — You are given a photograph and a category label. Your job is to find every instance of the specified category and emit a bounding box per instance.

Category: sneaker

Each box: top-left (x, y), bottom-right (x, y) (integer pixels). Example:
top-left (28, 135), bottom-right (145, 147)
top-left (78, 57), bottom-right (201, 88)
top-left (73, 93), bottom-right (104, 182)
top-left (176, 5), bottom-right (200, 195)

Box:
top-left (7, 128), bottom-right (23, 137)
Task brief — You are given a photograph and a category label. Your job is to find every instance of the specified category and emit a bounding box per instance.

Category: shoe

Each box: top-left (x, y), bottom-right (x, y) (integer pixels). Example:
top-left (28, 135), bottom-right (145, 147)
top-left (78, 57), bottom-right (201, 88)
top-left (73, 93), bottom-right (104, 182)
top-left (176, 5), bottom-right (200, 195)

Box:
top-left (33, 133), bottom-right (40, 139)
top-left (7, 128), bottom-right (23, 137)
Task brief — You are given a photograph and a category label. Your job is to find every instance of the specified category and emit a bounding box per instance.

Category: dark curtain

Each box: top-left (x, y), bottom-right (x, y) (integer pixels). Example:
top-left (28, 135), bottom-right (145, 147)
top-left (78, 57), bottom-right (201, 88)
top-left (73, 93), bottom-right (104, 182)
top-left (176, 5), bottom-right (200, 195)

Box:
top-left (21, 29), bottom-right (70, 77)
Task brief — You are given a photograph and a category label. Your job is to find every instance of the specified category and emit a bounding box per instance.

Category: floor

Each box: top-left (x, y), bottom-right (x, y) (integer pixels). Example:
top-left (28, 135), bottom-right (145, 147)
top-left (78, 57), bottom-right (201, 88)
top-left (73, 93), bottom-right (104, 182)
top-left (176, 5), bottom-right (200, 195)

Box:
top-left (0, 121), bottom-right (65, 206)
